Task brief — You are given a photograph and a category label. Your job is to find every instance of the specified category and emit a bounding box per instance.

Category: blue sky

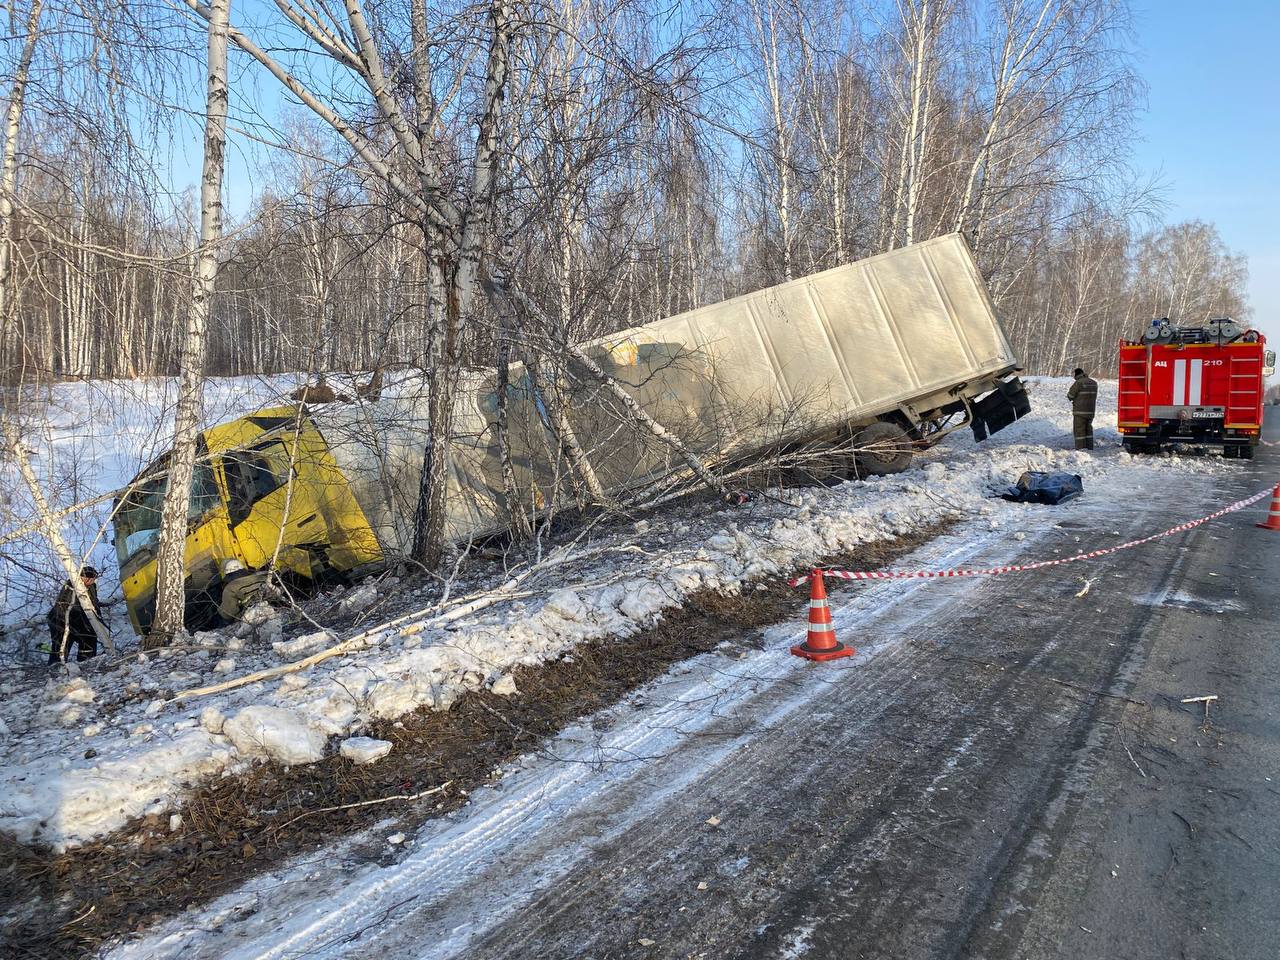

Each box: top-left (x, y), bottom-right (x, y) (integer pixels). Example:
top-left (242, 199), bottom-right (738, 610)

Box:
top-left (1129, 0), bottom-right (1279, 349)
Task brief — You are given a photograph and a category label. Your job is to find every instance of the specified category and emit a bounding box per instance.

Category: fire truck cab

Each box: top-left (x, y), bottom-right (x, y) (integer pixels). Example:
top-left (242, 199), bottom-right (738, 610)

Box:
top-left (1117, 318), bottom-right (1273, 459)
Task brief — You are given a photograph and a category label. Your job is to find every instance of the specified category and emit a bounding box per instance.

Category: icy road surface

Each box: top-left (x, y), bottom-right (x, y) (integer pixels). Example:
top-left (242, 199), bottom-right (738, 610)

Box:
top-left (110, 418), bottom-right (1280, 959)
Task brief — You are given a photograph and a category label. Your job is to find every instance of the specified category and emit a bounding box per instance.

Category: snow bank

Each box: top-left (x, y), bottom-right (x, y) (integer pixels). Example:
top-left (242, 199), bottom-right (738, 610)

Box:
top-left (0, 377), bottom-right (1241, 849)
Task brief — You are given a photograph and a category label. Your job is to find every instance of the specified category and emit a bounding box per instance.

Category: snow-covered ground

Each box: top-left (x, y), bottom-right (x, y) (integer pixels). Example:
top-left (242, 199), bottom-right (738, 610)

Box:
top-left (0, 376), bottom-right (1241, 852)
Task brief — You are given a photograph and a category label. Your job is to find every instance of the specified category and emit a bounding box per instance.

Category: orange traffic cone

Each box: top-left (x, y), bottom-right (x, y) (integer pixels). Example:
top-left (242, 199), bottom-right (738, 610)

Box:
top-left (790, 569), bottom-right (856, 662)
top-left (1258, 483), bottom-right (1280, 531)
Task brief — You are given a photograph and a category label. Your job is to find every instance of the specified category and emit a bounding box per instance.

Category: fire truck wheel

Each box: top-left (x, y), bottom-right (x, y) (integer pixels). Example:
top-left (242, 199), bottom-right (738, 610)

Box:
top-left (1237, 444), bottom-right (1255, 461)
top-left (855, 422), bottom-right (913, 475)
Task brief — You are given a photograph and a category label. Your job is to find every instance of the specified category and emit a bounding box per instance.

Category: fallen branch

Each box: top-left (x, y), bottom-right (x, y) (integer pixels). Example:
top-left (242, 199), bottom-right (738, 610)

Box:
top-left (270, 780), bottom-right (453, 835)
top-left (1181, 694), bottom-right (1218, 726)
top-left (172, 532), bottom-right (613, 702)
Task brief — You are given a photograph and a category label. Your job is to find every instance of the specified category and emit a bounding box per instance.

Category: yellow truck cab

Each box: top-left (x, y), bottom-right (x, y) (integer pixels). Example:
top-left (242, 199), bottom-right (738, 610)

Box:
top-left (113, 406), bottom-right (383, 635)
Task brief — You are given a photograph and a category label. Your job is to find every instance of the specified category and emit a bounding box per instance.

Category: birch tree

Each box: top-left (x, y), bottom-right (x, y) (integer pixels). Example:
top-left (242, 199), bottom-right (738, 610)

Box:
top-left (149, 0), bottom-right (229, 642)
top-left (0, 0), bottom-right (43, 381)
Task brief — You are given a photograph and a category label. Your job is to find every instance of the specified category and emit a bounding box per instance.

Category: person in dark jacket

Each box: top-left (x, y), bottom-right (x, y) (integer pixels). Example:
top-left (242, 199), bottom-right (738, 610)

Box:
top-left (217, 559), bottom-right (272, 623)
top-left (1066, 367), bottom-right (1098, 450)
top-left (47, 566), bottom-right (106, 664)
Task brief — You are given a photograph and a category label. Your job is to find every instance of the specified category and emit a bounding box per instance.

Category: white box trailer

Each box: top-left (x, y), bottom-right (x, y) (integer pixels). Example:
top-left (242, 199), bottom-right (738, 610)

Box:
top-left (317, 233), bottom-right (1029, 554)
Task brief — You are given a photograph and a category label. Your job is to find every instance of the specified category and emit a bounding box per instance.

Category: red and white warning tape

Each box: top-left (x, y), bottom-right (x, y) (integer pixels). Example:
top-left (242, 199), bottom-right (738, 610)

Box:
top-left (787, 486), bottom-right (1277, 587)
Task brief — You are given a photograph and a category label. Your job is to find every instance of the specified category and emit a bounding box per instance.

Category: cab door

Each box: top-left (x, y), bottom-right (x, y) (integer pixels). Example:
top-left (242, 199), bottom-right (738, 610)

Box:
top-left (219, 436), bottom-right (325, 577)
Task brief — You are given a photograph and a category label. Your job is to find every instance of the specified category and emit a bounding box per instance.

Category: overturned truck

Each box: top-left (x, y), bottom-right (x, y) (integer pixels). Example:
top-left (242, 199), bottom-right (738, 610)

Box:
top-left (114, 233), bottom-right (1029, 634)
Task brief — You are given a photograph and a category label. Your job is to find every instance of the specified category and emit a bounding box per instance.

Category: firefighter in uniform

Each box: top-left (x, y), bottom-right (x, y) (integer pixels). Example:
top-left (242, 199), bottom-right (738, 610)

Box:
top-left (1067, 367), bottom-right (1098, 450)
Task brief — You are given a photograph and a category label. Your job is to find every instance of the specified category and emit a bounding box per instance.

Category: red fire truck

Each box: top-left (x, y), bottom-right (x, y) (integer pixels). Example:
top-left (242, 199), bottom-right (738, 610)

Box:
top-left (1117, 318), bottom-right (1274, 459)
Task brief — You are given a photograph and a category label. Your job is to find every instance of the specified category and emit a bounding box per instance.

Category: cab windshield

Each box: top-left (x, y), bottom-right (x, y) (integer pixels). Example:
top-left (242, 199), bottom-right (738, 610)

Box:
top-left (114, 462), bottom-right (222, 567)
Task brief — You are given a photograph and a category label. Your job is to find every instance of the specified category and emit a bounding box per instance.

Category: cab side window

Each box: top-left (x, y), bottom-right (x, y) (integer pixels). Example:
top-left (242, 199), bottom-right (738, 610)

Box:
top-left (223, 443), bottom-right (289, 525)
top-left (189, 463), bottom-right (222, 520)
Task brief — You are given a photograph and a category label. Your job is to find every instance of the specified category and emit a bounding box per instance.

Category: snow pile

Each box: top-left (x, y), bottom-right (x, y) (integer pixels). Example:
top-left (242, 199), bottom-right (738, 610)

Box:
top-left (0, 377), bottom-right (1243, 849)
top-left (340, 737), bottom-right (393, 765)
top-left (222, 706), bottom-right (328, 765)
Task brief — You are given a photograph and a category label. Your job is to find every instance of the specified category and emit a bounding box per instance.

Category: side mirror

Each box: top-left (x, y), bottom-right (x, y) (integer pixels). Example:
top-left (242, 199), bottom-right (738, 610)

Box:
top-left (1265, 350), bottom-right (1276, 376)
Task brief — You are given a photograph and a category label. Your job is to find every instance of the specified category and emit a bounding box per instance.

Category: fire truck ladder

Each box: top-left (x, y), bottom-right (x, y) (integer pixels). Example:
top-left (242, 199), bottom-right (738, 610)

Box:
top-left (1225, 350), bottom-right (1262, 427)
top-left (1117, 345), bottom-right (1149, 426)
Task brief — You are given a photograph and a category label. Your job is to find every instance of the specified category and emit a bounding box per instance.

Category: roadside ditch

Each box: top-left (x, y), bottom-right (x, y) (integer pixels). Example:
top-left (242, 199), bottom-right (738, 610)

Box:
top-left (1, 519), bottom-right (954, 959)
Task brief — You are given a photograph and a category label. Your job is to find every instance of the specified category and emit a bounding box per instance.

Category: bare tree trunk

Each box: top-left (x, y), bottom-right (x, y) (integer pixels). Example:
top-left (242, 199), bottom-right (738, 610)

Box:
top-left (150, 0), bottom-right (229, 643)
top-left (498, 278), bottom-right (731, 500)
top-left (523, 350), bottom-right (613, 507)
top-left (0, 0), bottom-right (43, 378)
top-left (494, 317), bottom-right (531, 539)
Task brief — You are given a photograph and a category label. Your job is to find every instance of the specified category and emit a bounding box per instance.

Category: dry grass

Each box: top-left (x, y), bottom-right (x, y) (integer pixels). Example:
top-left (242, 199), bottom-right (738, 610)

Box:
top-left (0, 520), bottom-right (952, 959)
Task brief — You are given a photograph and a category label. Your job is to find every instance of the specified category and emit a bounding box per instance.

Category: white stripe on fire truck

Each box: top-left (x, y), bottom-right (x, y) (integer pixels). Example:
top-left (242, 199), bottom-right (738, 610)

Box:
top-left (1188, 358), bottom-right (1203, 405)
top-left (1173, 358), bottom-right (1186, 404)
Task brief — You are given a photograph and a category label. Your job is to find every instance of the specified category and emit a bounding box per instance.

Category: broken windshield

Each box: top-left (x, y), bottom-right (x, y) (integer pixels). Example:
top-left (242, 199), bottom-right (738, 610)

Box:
top-left (114, 463), bottom-right (222, 567)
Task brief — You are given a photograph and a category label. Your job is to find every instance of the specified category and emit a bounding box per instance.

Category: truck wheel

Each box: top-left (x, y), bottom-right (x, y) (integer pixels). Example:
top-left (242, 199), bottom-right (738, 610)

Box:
top-left (1238, 444), bottom-right (1256, 461)
top-left (855, 422), bottom-right (913, 475)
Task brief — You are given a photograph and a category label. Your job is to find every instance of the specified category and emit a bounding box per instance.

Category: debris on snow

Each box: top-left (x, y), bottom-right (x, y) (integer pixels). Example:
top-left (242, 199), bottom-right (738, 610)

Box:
top-left (386, 832), bottom-right (406, 845)
top-left (213, 658), bottom-right (236, 674)
top-left (339, 737), bottom-right (393, 765)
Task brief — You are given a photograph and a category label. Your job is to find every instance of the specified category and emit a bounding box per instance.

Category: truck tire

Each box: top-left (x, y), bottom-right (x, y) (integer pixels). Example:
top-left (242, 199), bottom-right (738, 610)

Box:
top-left (855, 422), bottom-right (913, 475)
top-left (1238, 444), bottom-right (1256, 461)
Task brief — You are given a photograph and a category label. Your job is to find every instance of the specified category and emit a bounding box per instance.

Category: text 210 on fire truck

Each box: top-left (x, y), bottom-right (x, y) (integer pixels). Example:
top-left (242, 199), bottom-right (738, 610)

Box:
top-left (1117, 318), bottom-right (1274, 459)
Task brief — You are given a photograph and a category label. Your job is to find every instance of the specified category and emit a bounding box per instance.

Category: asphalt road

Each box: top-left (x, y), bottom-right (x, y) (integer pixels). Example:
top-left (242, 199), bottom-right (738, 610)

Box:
top-left (461, 429), bottom-right (1280, 960)
top-left (124, 426), bottom-right (1280, 960)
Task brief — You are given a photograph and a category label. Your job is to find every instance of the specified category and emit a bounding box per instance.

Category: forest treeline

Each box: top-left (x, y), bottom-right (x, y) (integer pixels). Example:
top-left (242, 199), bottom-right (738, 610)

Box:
top-left (1, 0), bottom-right (1250, 389)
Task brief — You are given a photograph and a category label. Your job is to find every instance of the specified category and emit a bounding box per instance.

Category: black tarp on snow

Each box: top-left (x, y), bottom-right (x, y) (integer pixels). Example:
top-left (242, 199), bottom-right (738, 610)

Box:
top-left (1000, 471), bottom-right (1084, 505)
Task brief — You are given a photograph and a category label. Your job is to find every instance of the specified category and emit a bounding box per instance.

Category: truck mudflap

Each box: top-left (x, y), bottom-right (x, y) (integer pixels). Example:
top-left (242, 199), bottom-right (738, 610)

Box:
top-left (970, 377), bottom-right (1031, 441)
